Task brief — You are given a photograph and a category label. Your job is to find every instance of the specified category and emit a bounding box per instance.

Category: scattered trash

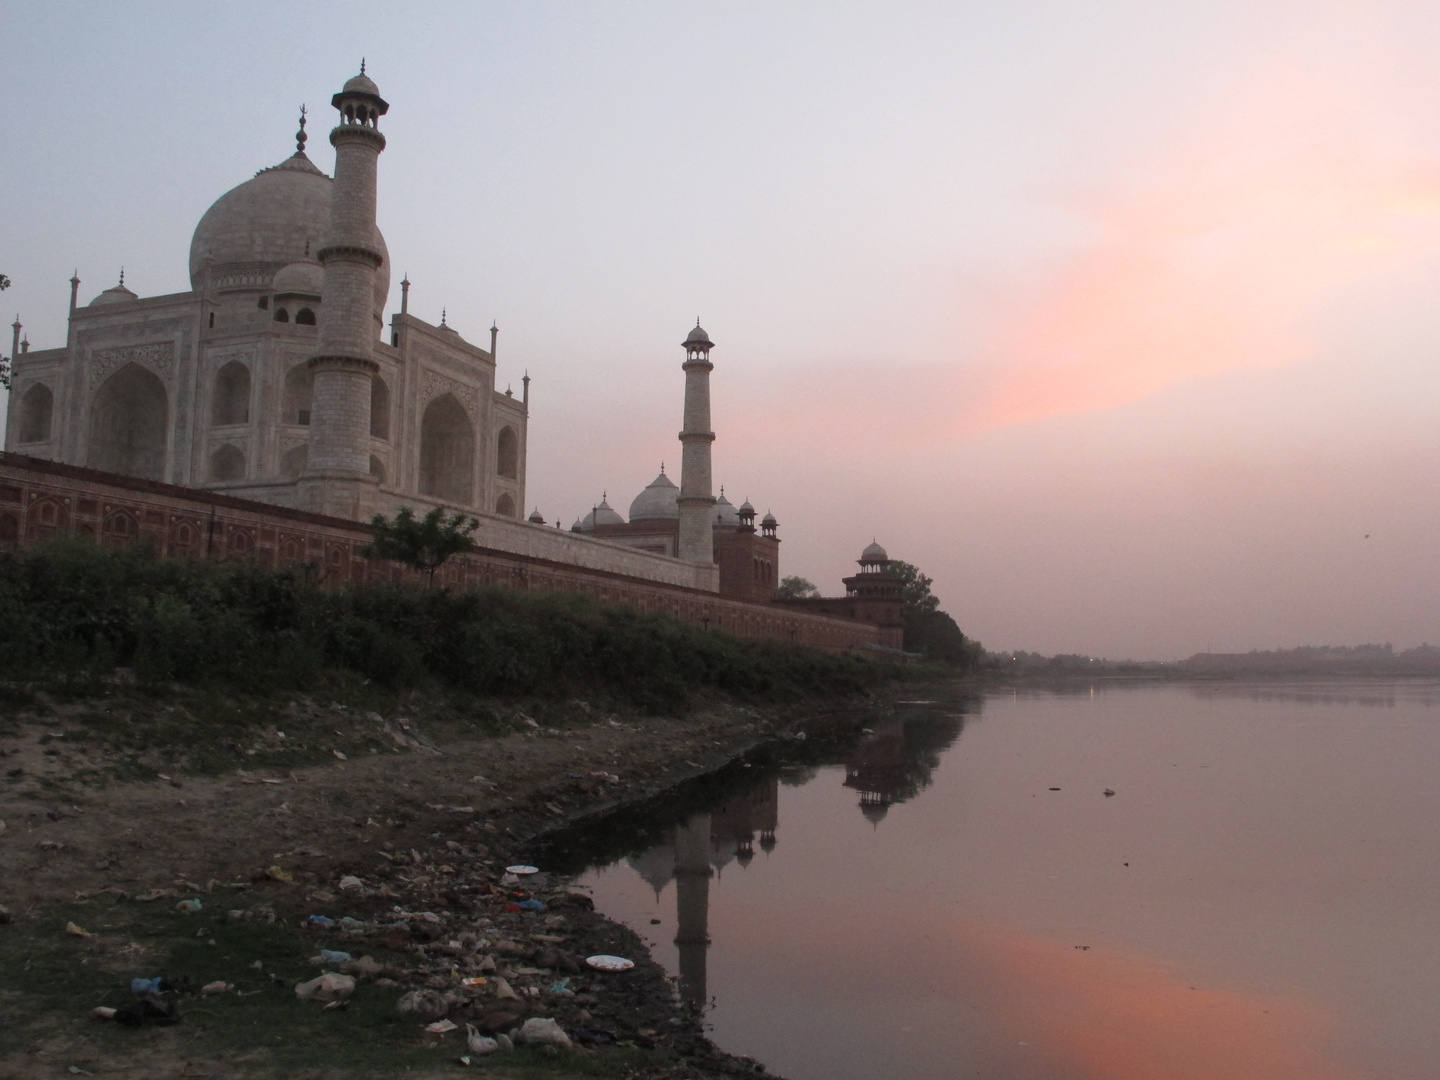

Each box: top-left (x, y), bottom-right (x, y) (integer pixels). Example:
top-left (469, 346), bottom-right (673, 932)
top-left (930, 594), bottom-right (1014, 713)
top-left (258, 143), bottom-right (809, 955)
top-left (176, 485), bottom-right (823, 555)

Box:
top-left (333, 749), bottom-right (347, 760)
top-left (294, 973), bottom-right (355, 1001)
top-left (266, 866), bottom-right (294, 883)
top-left (495, 1033), bottom-right (515, 1052)
top-left (347, 955), bottom-right (383, 976)
top-left (585, 955), bottom-right (634, 972)
top-left (549, 977), bottom-right (574, 997)
top-left (130, 977), bottom-right (164, 997)
top-left (91, 1006), bottom-right (117, 1021)
top-left (338, 916), bottom-right (367, 932)
top-left (461, 977), bottom-right (488, 988)
top-left (337, 876), bottom-right (364, 892)
top-left (175, 899), bottom-right (203, 914)
top-left (199, 981), bottom-right (232, 995)
top-left (1104, 789), bottom-right (1116, 797)
top-left (317, 949), bottom-right (352, 966)
top-left (397, 989), bottom-right (449, 1020)
top-left (465, 1023), bottom-right (500, 1055)
top-left (516, 899), bottom-right (546, 913)
top-left (65, 922), bottom-right (92, 938)
top-left (307, 914), bottom-right (336, 929)
top-left (518, 1016), bottom-right (573, 1048)
top-left (492, 977), bottom-right (519, 1001)
top-left (425, 1018), bottom-right (459, 1034)
top-left (505, 865), bottom-right (539, 876)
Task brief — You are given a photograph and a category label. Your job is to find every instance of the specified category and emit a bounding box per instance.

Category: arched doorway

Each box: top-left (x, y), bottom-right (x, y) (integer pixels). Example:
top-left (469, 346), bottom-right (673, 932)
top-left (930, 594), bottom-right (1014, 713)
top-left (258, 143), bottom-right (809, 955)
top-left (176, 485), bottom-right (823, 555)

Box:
top-left (419, 395), bottom-right (474, 504)
top-left (211, 361), bottom-right (251, 425)
top-left (495, 492), bottom-right (516, 518)
top-left (496, 426), bottom-right (518, 479)
top-left (17, 383), bottom-right (53, 443)
top-left (209, 444), bottom-right (246, 481)
top-left (89, 363), bottom-right (168, 481)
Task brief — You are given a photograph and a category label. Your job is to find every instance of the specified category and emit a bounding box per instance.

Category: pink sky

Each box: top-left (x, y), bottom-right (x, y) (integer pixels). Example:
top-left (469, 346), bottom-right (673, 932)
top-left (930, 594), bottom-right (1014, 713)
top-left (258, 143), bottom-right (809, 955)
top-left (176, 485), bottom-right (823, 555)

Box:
top-left (5, 1), bottom-right (1440, 657)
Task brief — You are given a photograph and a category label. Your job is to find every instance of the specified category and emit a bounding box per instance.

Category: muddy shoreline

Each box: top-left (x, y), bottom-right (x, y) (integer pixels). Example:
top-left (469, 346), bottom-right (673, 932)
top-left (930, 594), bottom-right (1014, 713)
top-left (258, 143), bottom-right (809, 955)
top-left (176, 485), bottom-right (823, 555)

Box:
top-left (0, 684), bottom-right (942, 1078)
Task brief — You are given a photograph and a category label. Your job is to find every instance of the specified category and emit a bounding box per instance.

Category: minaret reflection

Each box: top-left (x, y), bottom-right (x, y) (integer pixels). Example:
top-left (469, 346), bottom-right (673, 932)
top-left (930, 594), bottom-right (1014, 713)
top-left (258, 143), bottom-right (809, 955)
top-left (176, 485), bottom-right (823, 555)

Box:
top-left (626, 778), bottom-right (781, 1010)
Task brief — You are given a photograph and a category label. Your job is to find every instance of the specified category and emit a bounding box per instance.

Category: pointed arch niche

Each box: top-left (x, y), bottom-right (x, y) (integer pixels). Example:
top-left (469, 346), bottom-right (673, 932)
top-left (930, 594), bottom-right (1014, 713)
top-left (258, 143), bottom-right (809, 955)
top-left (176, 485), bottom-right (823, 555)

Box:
top-left (211, 361), bottom-right (251, 425)
top-left (89, 363), bottom-right (168, 481)
top-left (419, 394), bottom-right (474, 505)
top-left (17, 383), bottom-right (53, 443)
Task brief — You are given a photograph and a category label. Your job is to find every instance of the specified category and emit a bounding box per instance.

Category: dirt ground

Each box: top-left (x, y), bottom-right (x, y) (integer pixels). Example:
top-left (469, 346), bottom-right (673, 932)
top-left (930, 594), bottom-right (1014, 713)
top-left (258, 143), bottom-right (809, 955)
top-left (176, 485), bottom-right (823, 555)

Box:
top-left (0, 684), bottom-right (884, 1080)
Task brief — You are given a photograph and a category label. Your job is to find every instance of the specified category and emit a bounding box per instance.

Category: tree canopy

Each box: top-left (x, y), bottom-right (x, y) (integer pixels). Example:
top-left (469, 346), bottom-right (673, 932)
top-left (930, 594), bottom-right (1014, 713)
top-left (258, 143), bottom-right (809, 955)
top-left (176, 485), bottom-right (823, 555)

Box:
top-left (775, 575), bottom-right (820, 599)
top-left (364, 506), bottom-right (479, 587)
top-left (888, 560), bottom-right (980, 669)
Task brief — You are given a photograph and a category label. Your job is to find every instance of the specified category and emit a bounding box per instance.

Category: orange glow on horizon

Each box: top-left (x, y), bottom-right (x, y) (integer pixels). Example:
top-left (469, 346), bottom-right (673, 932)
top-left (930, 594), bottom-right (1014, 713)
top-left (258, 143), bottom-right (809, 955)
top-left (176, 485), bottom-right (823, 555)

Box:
top-left (963, 921), bottom-right (1358, 1080)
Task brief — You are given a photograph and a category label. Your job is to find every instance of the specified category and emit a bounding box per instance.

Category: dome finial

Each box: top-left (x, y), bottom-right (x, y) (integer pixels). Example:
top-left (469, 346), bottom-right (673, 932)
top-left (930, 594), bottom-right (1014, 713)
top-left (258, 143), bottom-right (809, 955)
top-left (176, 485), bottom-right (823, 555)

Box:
top-left (295, 104), bottom-right (308, 155)
top-left (440, 307), bottom-right (447, 326)
top-left (118, 267), bottom-right (124, 287)
top-left (360, 57), bottom-right (366, 75)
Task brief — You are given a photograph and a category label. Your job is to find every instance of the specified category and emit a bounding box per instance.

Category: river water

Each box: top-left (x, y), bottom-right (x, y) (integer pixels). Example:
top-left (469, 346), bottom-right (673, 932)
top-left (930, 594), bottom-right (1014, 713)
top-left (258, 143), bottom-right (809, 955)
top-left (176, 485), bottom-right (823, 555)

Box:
top-left (547, 681), bottom-right (1440, 1080)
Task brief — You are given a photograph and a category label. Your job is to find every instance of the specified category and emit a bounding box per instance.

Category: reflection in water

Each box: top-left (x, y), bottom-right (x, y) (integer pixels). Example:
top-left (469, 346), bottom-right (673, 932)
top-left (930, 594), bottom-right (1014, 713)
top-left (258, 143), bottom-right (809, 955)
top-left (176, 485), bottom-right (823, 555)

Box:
top-left (620, 711), bottom-right (963, 1008)
top-left (844, 714), bottom-right (963, 824)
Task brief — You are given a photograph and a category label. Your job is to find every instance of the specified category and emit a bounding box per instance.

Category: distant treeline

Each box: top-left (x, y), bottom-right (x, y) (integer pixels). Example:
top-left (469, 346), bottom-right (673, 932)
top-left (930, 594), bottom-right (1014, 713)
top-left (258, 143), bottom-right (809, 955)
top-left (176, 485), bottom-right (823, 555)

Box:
top-left (1178, 643), bottom-right (1440, 675)
top-left (0, 540), bottom-right (898, 710)
top-left (989, 643), bottom-right (1440, 677)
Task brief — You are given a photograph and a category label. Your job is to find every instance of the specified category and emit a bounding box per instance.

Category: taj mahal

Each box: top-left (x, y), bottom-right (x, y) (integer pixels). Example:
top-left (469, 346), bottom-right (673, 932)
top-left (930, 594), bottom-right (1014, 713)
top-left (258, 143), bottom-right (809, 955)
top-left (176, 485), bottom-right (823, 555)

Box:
top-left (3, 65), bottom-right (905, 641)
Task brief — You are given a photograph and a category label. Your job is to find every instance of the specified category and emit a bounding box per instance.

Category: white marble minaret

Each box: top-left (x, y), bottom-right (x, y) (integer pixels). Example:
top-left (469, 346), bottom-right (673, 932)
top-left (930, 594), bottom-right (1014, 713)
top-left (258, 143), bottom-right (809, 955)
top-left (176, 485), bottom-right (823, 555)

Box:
top-left (301, 64), bottom-right (388, 519)
top-left (677, 322), bottom-right (716, 564)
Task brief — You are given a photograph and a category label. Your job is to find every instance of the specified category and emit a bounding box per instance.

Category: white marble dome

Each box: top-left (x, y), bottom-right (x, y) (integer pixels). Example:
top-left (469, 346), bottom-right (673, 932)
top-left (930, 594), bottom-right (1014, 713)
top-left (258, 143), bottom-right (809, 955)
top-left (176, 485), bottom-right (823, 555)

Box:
top-left (629, 470), bottom-right (679, 521)
top-left (861, 540), bottom-right (888, 561)
top-left (712, 492), bottom-right (739, 527)
top-left (580, 497), bottom-right (624, 531)
top-left (189, 151), bottom-right (390, 315)
top-left (271, 258), bottom-right (324, 298)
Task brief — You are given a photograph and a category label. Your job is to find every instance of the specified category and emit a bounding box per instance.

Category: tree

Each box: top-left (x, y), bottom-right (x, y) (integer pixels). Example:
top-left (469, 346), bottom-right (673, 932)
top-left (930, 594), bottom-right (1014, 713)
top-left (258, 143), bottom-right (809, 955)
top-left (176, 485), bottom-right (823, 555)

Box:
top-left (364, 506), bottom-right (479, 588)
top-left (775, 575), bottom-right (819, 599)
top-left (888, 560), bottom-right (980, 669)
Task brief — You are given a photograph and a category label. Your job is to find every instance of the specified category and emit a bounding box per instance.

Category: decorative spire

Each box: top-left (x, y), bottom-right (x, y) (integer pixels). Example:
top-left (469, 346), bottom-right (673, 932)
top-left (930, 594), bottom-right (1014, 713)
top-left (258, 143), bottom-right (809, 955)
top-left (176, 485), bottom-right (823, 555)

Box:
top-left (360, 57), bottom-right (366, 75)
top-left (296, 104), bottom-right (308, 155)
top-left (118, 267), bottom-right (125, 287)
top-left (440, 307), bottom-right (447, 327)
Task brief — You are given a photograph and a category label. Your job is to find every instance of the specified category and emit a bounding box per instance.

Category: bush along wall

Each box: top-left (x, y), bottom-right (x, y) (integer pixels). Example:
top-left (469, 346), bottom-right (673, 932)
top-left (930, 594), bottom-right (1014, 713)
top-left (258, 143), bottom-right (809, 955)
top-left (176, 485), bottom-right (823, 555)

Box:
top-left (0, 540), bottom-right (893, 710)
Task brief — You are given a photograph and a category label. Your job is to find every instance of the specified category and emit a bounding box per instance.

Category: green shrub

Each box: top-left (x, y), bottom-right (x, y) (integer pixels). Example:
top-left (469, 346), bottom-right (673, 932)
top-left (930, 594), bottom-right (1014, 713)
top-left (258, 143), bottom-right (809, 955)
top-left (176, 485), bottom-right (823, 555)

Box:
top-left (0, 540), bottom-right (892, 709)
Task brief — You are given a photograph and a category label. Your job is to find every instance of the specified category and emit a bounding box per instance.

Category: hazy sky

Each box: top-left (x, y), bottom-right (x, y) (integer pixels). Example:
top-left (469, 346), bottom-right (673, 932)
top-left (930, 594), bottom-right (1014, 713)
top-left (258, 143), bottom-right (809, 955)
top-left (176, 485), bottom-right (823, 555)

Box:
top-left (6, 1), bottom-right (1440, 659)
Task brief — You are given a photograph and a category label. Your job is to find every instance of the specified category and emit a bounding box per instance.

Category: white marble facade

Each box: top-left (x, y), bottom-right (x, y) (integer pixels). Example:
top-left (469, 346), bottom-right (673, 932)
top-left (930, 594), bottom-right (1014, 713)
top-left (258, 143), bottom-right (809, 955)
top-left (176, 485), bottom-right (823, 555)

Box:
top-left (6, 88), bottom-right (527, 524)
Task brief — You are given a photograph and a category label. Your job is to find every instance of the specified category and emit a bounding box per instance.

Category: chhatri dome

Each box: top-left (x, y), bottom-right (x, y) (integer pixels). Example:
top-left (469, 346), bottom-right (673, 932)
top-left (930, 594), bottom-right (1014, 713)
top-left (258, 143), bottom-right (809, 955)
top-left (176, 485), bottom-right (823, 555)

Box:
top-left (862, 540), bottom-right (889, 561)
top-left (188, 107), bottom-right (390, 317)
top-left (629, 467), bottom-right (679, 521)
top-left (89, 270), bottom-right (138, 307)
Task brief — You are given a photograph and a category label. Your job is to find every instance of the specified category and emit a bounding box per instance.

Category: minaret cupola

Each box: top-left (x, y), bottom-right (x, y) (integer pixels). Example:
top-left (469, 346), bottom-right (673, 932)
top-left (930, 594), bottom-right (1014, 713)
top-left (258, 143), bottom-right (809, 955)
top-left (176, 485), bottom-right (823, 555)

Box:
top-left (333, 61), bottom-right (389, 128)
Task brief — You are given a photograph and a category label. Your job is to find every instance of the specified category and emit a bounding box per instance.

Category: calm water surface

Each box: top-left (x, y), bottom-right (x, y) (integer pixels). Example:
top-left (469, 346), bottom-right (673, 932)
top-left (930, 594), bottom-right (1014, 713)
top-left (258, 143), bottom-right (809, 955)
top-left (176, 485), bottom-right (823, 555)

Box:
top-left (559, 682), bottom-right (1440, 1080)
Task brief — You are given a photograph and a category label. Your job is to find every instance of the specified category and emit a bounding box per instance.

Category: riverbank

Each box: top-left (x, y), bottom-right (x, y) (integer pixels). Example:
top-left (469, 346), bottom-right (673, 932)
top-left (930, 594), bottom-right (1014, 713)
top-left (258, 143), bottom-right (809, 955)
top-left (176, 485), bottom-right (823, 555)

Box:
top-left (0, 679), bottom-right (942, 1079)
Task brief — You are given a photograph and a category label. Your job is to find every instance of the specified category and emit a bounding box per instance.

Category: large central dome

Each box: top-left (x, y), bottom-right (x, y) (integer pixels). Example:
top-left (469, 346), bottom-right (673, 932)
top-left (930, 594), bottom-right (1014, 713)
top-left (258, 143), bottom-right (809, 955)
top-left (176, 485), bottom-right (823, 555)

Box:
top-left (188, 150), bottom-right (390, 316)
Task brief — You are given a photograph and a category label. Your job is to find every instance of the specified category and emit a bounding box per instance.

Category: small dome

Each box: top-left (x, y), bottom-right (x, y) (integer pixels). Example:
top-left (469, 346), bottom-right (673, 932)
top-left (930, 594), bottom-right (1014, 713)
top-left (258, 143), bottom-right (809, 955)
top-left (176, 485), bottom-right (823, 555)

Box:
top-left (861, 540), bottom-right (888, 561)
top-left (343, 72), bottom-right (381, 96)
top-left (271, 258), bottom-right (324, 297)
top-left (581, 498), bottom-right (624, 531)
top-left (738, 499), bottom-right (755, 514)
top-left (629, 470), bottom-right (679, 521)
top-left (571, 519), bottom-right (584, 533)
top-left (89, 282), bottom-right (138, 306)
top-left (712, 492), bottom-right (739, 527)
top-left (683, 322), bottom-right (713, 349)
top-left (528, 508), bottom-right (545, 525)
top-left (762, 512), bottom-right (777, 526)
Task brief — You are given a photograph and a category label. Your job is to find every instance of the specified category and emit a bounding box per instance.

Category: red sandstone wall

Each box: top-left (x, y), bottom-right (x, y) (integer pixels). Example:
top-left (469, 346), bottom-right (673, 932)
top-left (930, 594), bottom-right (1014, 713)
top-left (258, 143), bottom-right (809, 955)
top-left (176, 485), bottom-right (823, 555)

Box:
top-left (0, 453), bottom-right (882, 654)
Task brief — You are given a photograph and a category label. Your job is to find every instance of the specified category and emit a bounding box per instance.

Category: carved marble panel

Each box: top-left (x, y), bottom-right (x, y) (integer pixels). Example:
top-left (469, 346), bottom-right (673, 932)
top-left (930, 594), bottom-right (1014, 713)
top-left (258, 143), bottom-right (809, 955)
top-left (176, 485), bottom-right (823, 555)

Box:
top-left (89, 341), bottom-right (176, 389)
